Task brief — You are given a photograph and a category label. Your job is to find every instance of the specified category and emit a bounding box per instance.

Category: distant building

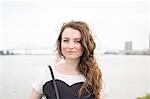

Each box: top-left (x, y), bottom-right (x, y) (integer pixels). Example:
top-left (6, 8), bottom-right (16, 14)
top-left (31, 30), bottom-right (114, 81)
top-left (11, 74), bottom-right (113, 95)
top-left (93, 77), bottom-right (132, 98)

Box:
top-left (124, 41), bottom-right (132, 51)
top-left (149, 34), bottom-right (150, 51)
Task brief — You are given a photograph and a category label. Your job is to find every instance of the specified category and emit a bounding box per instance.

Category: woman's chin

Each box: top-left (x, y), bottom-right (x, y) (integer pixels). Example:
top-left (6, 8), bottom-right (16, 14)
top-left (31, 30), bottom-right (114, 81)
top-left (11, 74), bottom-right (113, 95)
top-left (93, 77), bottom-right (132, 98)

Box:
top-left (65, 56), bottom-right (80, 60)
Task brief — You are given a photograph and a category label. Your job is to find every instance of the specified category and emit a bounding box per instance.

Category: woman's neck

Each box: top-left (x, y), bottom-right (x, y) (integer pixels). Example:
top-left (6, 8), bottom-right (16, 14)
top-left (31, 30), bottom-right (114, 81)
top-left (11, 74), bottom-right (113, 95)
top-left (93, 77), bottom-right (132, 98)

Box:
top-left (64, 59), bottom-right (79, 69)
top-left (56, 59), bottom-right (80, 75)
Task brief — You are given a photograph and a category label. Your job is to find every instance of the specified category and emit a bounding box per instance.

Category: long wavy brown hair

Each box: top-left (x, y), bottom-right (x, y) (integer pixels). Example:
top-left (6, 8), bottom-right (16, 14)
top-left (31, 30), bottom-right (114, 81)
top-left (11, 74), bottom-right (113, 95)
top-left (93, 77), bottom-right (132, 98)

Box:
top-left (56, 21), bottom-right (102, 99)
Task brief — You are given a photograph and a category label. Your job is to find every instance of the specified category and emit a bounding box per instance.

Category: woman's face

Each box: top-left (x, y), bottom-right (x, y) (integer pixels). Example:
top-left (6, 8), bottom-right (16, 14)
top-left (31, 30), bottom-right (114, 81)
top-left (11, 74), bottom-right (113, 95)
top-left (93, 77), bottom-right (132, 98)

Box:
top-left (61, 27), bottom-right (83, 60)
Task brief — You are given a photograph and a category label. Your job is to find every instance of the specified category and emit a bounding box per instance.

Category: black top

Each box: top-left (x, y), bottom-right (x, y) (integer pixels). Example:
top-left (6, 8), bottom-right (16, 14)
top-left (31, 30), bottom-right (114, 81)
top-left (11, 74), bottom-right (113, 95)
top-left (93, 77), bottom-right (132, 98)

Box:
top-left (43, 66), bottom-right (95, 99)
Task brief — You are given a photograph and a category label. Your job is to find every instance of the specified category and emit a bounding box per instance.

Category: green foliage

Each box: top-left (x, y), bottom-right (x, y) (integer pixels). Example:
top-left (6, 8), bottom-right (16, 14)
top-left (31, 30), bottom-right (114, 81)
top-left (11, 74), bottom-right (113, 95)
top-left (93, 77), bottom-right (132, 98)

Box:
top-left (137, 94), bottom-right (150, 99)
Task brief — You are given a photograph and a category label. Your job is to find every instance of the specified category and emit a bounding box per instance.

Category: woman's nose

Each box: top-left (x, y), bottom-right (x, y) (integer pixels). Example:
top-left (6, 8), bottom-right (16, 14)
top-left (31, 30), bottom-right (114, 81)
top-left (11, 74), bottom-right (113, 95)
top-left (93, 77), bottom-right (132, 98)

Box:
top-left (68, 43), bottom-right (74, 49)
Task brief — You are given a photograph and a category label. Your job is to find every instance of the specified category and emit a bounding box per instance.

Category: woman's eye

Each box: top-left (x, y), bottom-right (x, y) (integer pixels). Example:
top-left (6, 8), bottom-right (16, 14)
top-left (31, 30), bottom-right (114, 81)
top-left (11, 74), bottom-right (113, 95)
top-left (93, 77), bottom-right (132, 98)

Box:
top-left (63, 40), bottom-right (69, 42)
top-left (76, 41), bottom-right (81, 43)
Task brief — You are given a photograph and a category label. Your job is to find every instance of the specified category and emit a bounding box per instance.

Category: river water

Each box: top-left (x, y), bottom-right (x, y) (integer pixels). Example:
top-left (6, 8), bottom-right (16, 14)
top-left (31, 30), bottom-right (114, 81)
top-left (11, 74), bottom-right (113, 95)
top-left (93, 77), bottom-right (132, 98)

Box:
top-left (0, 54), bottom-right (149, 99)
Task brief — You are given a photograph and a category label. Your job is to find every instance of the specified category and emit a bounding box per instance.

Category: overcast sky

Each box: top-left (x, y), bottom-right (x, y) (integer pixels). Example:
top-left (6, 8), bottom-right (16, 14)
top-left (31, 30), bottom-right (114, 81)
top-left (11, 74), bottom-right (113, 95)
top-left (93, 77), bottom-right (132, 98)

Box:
top-left (0, 0), bottom-right (150, 51)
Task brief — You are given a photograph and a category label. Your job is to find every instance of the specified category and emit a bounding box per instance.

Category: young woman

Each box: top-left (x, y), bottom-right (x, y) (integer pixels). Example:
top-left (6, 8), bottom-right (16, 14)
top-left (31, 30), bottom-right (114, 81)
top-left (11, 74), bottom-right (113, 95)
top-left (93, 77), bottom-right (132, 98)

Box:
top-left (29, 21), bottom-right (106, 99)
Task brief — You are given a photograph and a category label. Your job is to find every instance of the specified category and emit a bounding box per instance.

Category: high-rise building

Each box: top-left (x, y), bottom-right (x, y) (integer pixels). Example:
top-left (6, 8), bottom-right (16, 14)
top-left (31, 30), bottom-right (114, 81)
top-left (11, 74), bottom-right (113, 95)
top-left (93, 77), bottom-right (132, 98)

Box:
top-left (125, 41), bottom-right (132, 51)
top-left (149, 33), bottom-right (150, 51)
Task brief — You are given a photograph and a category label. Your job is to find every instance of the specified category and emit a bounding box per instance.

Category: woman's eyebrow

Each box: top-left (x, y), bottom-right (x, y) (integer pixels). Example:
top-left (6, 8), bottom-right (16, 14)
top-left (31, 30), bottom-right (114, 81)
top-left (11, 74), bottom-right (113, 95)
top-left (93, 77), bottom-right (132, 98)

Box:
top-left (62, 37), bottom-right (69, 39)
top-left (74, 38), bottom-right (81, 40)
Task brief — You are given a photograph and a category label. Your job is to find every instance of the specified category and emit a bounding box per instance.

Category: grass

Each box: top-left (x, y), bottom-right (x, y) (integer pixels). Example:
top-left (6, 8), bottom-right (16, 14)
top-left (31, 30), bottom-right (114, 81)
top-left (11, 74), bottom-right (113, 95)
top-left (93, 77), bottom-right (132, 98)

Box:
top-left (137, 94), bottom-right (150, 99)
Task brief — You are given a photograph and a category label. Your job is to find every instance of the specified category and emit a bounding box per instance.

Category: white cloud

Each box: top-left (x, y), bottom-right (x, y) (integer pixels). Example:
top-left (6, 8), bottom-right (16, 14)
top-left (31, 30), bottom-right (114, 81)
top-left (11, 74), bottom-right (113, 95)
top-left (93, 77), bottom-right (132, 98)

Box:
top-left (0, 0), bottom-right (149, 50)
